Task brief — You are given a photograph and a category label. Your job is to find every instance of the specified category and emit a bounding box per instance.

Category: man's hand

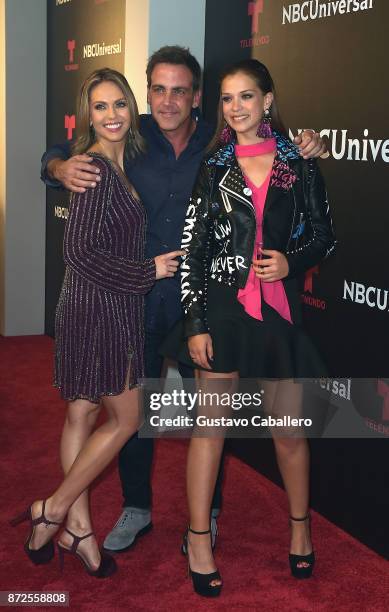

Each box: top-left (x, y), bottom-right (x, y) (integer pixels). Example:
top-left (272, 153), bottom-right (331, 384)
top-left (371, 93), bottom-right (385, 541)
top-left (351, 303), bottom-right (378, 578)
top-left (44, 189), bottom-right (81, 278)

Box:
top-left (47, 155), bottom-right (102, 193)
top-left (252, 249), bottom-right (289, 282)
top-left (293, 130), bottom-right (329, 160)
top-left (188, 333), bottom-right (213, 370)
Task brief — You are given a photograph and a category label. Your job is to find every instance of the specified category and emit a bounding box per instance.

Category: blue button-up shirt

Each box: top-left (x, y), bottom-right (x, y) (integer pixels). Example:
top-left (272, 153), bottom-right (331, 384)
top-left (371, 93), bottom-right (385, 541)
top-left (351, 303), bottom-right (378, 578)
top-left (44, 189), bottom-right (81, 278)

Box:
top-left (41, 112), bottom-right (214, 330)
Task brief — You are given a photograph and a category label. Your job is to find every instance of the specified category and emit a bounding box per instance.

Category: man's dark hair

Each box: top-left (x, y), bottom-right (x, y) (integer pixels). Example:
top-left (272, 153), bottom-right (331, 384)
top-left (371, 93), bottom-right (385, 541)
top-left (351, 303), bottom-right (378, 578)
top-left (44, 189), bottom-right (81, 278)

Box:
top-left (146, 45), bottom-right (202, 91)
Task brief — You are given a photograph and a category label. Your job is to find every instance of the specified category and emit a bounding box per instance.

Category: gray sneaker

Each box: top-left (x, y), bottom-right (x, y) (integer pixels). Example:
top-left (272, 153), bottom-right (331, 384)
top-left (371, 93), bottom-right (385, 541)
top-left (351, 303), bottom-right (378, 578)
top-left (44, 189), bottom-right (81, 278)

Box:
top-left (103, 507), bottom-right (152, 552)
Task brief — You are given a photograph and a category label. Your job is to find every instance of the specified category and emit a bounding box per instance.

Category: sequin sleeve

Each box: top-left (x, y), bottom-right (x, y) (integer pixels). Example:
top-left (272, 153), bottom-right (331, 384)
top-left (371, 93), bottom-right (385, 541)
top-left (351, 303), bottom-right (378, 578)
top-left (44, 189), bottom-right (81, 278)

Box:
top-left (63, 157), bottom-right (156, 295)
top-left (181, 163), bottom-right (213, 338)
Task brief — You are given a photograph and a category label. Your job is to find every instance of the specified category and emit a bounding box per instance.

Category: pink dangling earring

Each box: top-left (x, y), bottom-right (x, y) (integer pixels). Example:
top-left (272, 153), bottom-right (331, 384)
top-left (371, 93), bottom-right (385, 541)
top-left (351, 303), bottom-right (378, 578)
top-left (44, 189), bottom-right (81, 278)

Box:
top-left (257, 108), bottom-right (272, 139)
top-left (220, 121), bottom-right (234, 144)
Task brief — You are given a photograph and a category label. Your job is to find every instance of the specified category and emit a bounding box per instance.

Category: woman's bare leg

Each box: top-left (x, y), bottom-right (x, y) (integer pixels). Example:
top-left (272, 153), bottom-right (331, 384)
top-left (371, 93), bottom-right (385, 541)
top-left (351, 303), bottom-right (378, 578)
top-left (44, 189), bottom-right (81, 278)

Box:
top-left (274, 435), bottom-right (312, 561)
top-left (264, 380), bottom-right (312, 562)
top-left (29, 386), bottom-right (141, 553)
top-left (186, 371), bottom-right (238, 582)
top-left (57, 399), bottom-right (101, 568)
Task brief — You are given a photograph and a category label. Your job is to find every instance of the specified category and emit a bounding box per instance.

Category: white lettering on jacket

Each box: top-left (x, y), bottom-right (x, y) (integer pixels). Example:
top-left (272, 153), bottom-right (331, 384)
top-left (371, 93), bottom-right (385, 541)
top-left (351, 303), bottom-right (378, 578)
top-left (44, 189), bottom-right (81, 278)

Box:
top-left (210, 255), bottom-right (247, 274)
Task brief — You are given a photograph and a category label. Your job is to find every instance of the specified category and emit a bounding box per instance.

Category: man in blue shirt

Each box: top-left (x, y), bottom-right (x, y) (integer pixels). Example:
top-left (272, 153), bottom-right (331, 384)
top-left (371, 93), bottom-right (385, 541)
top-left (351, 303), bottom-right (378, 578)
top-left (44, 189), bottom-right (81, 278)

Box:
top-left (42, 46), bottom-right (326, 554)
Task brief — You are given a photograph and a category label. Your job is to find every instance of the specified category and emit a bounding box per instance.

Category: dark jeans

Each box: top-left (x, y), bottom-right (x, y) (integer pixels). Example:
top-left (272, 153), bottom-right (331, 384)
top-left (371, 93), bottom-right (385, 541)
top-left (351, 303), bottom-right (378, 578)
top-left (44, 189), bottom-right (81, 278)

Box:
top-left (118, 323), bottom-right (224, 511)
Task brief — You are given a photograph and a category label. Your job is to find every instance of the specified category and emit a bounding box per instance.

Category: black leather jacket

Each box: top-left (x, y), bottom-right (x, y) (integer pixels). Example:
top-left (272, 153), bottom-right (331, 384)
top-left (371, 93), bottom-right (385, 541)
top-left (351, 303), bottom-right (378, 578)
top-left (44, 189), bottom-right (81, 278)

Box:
top-left (181, 133), bottom-right (336, 337)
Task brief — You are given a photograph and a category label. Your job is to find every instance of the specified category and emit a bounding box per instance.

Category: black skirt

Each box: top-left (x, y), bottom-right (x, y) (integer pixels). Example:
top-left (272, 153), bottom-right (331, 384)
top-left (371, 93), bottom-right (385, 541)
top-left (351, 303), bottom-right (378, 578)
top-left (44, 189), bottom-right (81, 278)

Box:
top-left (160, 279), bottom-right (326, 379)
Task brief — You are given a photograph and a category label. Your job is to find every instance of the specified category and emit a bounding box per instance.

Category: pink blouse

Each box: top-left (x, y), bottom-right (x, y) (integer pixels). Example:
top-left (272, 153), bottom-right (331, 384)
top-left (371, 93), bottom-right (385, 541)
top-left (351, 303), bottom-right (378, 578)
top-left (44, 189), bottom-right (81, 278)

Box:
top-left (235, 139), bottom-right (292, 324)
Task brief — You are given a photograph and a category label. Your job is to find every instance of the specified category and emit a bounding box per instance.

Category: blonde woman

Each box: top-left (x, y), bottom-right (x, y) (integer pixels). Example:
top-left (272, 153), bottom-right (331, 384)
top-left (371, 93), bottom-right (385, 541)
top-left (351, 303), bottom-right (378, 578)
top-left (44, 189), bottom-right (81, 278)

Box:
top-left (11, 68), bottom-right (182, 577)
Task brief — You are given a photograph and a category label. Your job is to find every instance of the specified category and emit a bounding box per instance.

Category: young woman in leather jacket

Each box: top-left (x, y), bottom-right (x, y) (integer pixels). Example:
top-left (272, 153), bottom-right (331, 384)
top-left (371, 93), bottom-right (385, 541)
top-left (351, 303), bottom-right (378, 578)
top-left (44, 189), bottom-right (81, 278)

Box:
top-left (162, 59), bottom-right (336, 596)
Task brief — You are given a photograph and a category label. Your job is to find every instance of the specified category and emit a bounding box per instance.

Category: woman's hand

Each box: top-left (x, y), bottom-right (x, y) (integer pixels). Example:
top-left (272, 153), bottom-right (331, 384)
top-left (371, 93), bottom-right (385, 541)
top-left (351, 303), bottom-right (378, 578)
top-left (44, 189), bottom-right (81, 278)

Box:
top-left (188, 333), bottom-right (214, 370)
top-left (155, 251), bottom-right (186, 280)
top-left (252, 249), bottom-right (289, 282)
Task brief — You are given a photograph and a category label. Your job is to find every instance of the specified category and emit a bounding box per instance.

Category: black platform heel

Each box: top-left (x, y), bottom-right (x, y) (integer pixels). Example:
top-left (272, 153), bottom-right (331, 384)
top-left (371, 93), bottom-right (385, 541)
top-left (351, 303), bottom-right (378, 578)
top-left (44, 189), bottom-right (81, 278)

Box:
top-left (181, 516), bottom-right (218, 555)
top-left (289, 513), bottom-right (315, 579)
top-left (57, 528), bottom-right (117, 578)
top-left (183, 526), bottom-right (222, 598)
top-left (10, 500), bottom-right (62, 565)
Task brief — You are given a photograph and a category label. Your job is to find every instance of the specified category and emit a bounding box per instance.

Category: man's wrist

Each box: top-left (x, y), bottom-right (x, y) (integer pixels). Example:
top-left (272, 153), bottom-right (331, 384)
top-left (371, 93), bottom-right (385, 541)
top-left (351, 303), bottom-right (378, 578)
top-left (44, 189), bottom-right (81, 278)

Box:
top-left (47, 158), bottom-right (62, 181)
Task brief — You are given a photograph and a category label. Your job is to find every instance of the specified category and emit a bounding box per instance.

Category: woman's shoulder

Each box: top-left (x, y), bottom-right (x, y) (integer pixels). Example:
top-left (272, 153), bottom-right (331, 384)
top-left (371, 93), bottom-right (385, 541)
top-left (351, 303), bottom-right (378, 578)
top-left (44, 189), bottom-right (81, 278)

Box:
top-left (274, 132), bottom-right (300, 163)
top-left (86, 152), bottom-right (115, 178)
top-left (204, 143), bottom-right (235, 168)
top-left (68, 154), bottom-right (115, 206)
top-left (273, 133), bottom-right (319, 183)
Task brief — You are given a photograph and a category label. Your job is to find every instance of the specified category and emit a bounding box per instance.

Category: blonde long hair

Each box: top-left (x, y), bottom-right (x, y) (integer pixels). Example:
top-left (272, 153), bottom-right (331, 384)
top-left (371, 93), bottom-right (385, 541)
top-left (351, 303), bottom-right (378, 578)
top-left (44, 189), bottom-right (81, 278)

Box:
top-left (72, 68), bottom-right (145, 158)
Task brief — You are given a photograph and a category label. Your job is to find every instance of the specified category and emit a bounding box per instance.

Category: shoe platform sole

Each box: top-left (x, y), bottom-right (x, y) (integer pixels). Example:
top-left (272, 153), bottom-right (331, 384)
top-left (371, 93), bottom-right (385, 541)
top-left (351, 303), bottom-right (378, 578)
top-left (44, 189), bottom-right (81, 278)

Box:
top-left (103, 522), bottom-right (153, 553)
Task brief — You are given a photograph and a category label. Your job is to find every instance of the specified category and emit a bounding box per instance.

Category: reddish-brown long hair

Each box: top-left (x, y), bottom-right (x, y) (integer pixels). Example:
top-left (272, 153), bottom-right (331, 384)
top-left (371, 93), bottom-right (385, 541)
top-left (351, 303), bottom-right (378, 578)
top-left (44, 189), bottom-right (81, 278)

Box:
top-left (208, 59), bottom-right (287, 153)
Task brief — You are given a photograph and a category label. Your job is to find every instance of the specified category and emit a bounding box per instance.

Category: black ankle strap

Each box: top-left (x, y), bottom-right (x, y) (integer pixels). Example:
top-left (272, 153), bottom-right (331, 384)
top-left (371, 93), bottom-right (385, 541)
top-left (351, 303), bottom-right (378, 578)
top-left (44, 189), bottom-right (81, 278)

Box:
top-left (64, 528), bottom-right (94, 554)
top-left (289, 513), bottom-right (310, 522)
top-left (188, 526), bottom-right (211, 535)
top-left (32, 500), bottom-right (62, 527)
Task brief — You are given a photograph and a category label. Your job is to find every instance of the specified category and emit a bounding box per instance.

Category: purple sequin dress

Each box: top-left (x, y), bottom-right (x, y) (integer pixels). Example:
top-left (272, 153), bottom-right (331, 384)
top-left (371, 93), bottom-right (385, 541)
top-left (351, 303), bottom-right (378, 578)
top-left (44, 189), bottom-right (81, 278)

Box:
top-left (54, 153), bottom-right (156, 403)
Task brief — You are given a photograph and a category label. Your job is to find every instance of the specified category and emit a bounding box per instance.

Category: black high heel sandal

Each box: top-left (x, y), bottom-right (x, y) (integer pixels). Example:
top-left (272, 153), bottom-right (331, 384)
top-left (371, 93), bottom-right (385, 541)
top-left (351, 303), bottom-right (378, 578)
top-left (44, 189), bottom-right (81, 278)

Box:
top-left (183, 526), bottom-right (222, 598)
top-left (57, 528), bottom-right (117, 578)
top-left (181, 517), bottom-right (218, 555)
top-left (289, 513), bottom-right (315, 579)
top-left (10, 500), bottom-right (62, 565)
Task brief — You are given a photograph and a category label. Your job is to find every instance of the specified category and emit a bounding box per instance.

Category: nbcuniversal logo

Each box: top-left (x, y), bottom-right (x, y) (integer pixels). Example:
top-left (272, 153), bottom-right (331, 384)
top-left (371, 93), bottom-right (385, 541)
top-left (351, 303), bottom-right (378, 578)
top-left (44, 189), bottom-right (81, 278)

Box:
top-left (282, 0), bottom-right (374, 24)
top-left (54, 205), bottom-right (68, 220)
top-left (289, 128), bottom-right (389, 163)
top-left (83, 38), bottom-right (122, 59)
top-left (343, 280), bottom-right (389, 313)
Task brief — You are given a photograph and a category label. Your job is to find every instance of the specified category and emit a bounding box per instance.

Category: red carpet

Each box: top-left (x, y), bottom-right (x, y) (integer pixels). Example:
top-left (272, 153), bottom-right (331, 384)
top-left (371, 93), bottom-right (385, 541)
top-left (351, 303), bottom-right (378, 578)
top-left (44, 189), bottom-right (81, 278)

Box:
top-left (1, 335), bottom-right (388, 611)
